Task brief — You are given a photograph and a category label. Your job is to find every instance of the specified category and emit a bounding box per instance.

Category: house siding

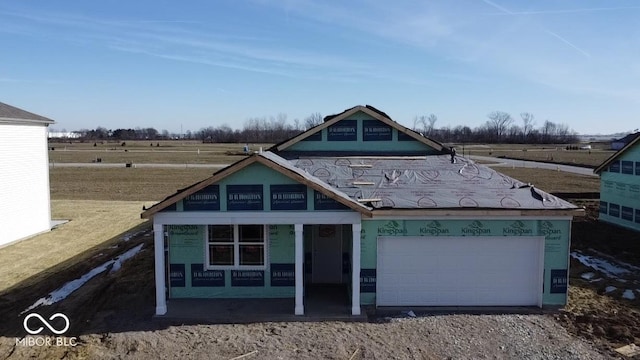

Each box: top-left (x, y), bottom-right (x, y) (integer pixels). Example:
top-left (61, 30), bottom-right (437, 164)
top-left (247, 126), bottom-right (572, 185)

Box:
top-left (162, 162), bottom-right (350, 213)
top-left (599, 142), bottom-right (640, 232)
top-left (285, 111), bottom-right (440, 155)
top-left (0, 123), bottom-right (51, 245)
top-left (168, 224), bottom-right (295, 298)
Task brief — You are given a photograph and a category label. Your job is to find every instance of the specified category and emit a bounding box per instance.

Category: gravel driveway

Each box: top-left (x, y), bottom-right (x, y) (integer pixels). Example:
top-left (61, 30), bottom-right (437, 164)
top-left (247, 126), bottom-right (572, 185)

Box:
top-left (21, 313), bottom-right (606, 360)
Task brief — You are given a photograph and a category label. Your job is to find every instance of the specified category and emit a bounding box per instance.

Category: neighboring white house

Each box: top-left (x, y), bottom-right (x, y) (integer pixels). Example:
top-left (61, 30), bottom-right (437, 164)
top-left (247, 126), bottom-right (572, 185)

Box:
top-left (0, 102), bottom-right (55, 246)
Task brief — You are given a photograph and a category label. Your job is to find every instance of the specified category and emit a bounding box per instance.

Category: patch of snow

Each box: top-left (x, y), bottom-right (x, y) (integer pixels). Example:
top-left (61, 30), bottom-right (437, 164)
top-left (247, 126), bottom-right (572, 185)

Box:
top-left (589, 278), bottom-right (603, 283)
top-left (21, 244), bottom-right (144, 314)
top-left (623, 289), bottom-right (636, 300)
top-left (589, 249), bottom-right (640, 272)
top-left (605, 286), bottom-right (617, 293)
top-left (122, 229), bottom-right (151, 242)
top-left (110, 244), bottom-right (144, 273)
top-left (581, 272), bottom-right (596, 280)
top-left (570, 251), bottom-right (631, 278)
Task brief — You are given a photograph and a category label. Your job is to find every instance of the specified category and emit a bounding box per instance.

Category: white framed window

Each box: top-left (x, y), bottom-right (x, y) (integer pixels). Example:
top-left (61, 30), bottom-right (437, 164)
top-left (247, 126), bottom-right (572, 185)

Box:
top-left (206, 224), bottom-right (267, 269)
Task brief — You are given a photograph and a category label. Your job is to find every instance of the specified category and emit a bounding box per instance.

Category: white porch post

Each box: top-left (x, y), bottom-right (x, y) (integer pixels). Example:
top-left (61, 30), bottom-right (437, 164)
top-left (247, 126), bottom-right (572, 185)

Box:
top-left (294, 224), bottom-right (304, 315)
top-left (154, 222), bottom-right (167, 315)
top-left (351, 223), bottom-right (362, 316)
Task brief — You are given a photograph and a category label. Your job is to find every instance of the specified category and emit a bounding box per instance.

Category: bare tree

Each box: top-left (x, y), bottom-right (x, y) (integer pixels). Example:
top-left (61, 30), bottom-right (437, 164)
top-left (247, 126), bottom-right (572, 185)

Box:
top-left (412, 115), bottom-right (426, 134)
top-left (412, 114), bottom-right (437, 136)
top-left (426, 114), bottom-right (437, 136)
top-left (487, 111), bottom-right (513, 139)
top-left (304, 112), bottom-right (323, 129)
top-left (542, 120), bottom-right (556, 142)
top-left (520, 112), bottom-right (535, 139)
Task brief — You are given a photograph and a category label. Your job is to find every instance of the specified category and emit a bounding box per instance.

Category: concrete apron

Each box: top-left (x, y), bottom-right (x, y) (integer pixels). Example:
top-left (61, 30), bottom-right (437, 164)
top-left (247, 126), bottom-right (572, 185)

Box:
top-left (155, 297), bottom-right (368, 324)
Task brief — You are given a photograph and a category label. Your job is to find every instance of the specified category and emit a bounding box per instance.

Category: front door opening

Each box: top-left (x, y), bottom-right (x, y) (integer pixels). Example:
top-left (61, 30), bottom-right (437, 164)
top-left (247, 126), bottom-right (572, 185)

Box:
top-left (306, 224), bottom-right (350, 315)
top-left (312, 224), bottom-right (343, 284)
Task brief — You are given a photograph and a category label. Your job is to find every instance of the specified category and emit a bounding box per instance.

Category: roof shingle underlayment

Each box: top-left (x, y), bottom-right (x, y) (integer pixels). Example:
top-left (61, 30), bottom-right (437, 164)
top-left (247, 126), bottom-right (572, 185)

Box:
top-left (289, 154), bottom-right (577, 210)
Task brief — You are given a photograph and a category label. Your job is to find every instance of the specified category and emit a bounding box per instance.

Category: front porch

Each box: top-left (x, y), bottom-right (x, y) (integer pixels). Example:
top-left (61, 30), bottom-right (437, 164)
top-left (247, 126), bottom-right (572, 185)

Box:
top-left (153, 211), bottom-right (364, 318)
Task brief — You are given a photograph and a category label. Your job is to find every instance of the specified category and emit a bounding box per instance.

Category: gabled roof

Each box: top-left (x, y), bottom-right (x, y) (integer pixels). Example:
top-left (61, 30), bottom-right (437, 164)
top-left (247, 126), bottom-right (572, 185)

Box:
top-left (594, 133), bottom-right (640, 174)
top-left (0, 102), bottom-right (55, 125)
top-left (141, 151), bottom-right (372, 218)
top-left (270, 105), bottom-right (446, 153)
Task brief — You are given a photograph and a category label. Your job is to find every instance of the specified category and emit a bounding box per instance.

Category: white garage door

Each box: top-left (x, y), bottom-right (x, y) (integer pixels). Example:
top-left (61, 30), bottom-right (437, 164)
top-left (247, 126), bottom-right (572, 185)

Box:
top-left (377, 236), bottom-right (544, 307)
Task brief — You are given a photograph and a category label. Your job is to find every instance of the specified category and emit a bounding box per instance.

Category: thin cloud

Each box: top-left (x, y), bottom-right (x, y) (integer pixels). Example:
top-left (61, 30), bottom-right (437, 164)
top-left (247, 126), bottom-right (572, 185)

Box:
top-left (480, 0), bottom-right (591, 59)
top-left (488, 6), bottom-right (640, 15)
top-left (544, 30), bottom-right (590, 59)
top-left (2, 7), bottom-right (373, 80)
top-left (480, 0), bottom-right (514, 15)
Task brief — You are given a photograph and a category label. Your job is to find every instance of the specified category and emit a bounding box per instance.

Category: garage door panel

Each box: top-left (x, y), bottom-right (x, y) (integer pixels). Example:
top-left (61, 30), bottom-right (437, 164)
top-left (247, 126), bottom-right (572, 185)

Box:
top-left (377, 236), bottom-right (543, 307)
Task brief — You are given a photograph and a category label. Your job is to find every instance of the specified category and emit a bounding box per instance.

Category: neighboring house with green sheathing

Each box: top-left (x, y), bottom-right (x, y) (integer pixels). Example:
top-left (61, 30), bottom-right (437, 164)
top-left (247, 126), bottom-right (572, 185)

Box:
top-left (143, 105), bottom-right (582, 318)
top-left (594, 134), bottom-right (640, 232)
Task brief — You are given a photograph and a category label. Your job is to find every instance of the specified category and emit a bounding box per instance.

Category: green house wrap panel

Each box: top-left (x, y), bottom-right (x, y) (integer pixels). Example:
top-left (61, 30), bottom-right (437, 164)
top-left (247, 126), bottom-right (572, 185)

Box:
top-left (175, 162), bottom-right (349, 212)
top-left (286, 111), bottom-right (440, 154)
top-left (599, 141), bottom-right (640, 231)
top-left (168, 224), bottom-right (295, 298)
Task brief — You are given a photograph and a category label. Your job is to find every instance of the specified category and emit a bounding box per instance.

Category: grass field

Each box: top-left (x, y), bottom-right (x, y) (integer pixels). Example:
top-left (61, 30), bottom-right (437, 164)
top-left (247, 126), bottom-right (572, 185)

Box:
top-left (496, 168), bottom-right (600, 193)
top-left (48, 140), bottom-right (270, 164)
top-left (49, 141), bottom-right (616, 168)
top-left (0, 200), bottom-right (151, 293)
top-left (50, 167), bottom-right (215, 201)
top-left (457, 143), bottom-right (614, 168)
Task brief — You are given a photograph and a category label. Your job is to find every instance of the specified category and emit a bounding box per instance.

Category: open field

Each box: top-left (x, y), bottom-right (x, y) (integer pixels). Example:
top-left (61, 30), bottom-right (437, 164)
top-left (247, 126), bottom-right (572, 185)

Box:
top-left (50, 167), bottom-right (215, 201)
top-left (0, 200), bottom-right (151, 293)
top-left (496, 168), bottom-right (600, 193)
top-left (48, 165), bottom-right (601, 203)
top-left (457, 143), bottom-right (614, 168)
top-left (48, 140), bottom-right (270, 164)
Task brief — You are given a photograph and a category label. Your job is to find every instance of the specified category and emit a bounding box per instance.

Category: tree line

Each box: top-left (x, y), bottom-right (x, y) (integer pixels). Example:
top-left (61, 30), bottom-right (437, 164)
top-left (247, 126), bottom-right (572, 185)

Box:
top-left (413, 111), bottom-right (579, 144)
top-left (60, 111), bottom-right (578, 144)
top-left (66, 113), bottom-right (324, 143)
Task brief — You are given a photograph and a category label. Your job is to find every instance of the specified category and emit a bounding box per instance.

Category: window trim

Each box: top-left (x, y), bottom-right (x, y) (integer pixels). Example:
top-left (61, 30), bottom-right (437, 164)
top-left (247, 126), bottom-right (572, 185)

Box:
top-left (205, 224), bottom-right (268, 270)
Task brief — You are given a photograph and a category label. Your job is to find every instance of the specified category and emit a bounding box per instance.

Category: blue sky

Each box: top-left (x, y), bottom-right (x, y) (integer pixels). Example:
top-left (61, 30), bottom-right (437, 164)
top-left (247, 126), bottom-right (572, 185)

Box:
top-left (1, 0), bottom-right (638, 135)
